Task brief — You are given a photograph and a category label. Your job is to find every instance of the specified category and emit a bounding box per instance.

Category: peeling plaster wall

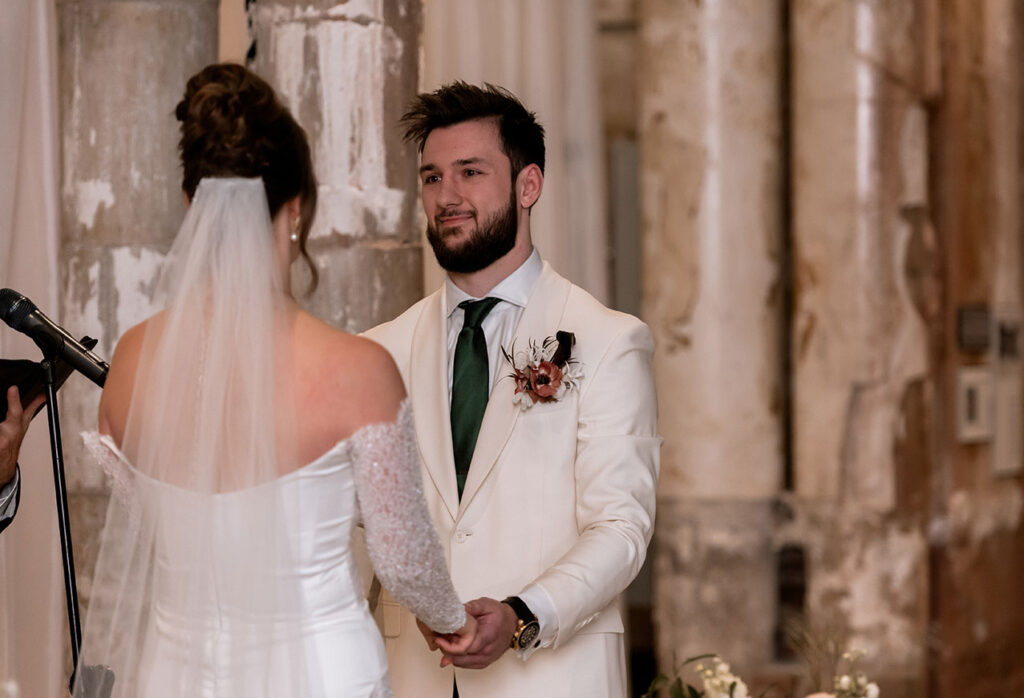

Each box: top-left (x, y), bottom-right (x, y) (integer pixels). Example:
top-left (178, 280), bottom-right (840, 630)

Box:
top-left (790, 1), bottom-right (933, 693)
top-left (792, 0), bottom-right (931, 504)
top-left (250, 0), bottom-right (423, 332)
top-left (653, 500), bottom-right (778, 673)
top-left (56, 0), bottom-right (220, 676)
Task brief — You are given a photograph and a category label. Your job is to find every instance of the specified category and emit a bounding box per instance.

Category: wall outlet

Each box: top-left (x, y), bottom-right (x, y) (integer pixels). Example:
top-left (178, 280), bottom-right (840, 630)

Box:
top-left (957, 365), bottom-right (993, 443)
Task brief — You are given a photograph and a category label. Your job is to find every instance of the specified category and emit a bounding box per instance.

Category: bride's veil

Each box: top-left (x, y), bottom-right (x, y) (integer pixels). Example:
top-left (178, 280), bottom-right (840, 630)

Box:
top-left (123, 177), bottom-right (295, 490)
top-left (75, 177), bottom-right (322, 695)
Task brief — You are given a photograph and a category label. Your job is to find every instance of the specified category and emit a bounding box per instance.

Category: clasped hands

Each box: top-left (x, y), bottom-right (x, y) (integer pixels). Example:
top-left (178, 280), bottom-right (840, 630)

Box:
top-left (418, 597), bottom-right (520, 669)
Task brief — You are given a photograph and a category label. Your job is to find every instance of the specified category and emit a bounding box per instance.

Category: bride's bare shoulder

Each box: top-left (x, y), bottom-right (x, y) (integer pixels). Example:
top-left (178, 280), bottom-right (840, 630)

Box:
top-left (294, 312), bottom-right (405, 425)
top-left (98, 314), bottom-right (160, 440)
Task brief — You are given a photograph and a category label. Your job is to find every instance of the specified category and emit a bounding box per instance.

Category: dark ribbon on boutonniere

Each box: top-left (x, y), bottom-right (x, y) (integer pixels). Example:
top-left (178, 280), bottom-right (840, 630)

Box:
top-left (551, 330), bottom-right (575, 367)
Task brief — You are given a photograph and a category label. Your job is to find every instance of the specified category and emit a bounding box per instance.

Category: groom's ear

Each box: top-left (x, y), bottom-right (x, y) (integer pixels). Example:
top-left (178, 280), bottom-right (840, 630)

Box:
top-left (516, 164), bottom-right (543, 211)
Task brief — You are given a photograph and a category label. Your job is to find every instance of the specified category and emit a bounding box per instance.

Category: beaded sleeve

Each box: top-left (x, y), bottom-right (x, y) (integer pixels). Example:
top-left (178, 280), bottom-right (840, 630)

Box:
top-left (351, 400), bottom-right (466, 634)
top-left (81, 431), bottom-right (142, 534)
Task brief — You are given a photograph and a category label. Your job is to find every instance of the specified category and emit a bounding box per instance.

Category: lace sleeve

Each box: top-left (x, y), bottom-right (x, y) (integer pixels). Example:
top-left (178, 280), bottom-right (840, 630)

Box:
top-left (80, 431), bottom-right (141, 533)
top-left (350, 400), bottom-right (466, 634)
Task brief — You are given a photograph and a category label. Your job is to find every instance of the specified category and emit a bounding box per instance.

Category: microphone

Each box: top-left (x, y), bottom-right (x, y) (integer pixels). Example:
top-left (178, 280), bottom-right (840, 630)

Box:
top-left (0, 288), bottom-right (109, 387)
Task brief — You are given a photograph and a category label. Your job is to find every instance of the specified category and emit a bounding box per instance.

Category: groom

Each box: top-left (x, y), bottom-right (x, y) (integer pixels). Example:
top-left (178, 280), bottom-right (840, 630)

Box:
top-left (364, 82), bottom-right (659, 697)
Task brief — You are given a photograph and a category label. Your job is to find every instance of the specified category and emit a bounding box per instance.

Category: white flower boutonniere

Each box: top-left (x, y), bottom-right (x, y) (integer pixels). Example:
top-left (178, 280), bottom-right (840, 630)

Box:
top-left (502, 330), bottom-right (584, 409)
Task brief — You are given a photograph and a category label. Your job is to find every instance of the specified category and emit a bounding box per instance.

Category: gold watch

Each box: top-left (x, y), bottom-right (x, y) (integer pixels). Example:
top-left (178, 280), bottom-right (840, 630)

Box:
top-left (502, 596), bottom-right (540, 651)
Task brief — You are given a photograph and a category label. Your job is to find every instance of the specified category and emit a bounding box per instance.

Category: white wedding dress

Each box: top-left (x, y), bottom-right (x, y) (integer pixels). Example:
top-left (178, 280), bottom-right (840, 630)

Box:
top-left (80, 402), bottom-right (462, 697)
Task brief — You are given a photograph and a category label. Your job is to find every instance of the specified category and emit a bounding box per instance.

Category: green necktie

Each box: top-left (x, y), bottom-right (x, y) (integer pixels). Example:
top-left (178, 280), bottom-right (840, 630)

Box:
top-left (451, 297), bottom-right (500, 499)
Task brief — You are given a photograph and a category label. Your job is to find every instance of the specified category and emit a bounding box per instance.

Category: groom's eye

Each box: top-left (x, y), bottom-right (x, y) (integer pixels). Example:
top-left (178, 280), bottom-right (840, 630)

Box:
top-left (464, 169), bottom-right (480, 177)
top-left (423, 174), bottom-right (440, 184)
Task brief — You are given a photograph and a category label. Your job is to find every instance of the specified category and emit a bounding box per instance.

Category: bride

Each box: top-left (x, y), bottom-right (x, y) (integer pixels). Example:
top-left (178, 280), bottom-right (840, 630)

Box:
top-left (73, 64), bottom-right (474, 696)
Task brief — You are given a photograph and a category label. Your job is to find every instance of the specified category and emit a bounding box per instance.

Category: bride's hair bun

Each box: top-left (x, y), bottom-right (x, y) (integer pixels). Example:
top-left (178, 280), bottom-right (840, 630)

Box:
top-left (175, 63), bottom-right (319, 288)
top-left (176, 63), bottom-right (314, 213)
top-left (176, 64), bottom-right (282, 185)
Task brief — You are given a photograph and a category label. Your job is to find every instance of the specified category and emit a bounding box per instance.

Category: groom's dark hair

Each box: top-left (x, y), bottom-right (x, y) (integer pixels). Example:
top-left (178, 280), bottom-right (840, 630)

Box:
top-left (400, 82), bottom-right (546, 180)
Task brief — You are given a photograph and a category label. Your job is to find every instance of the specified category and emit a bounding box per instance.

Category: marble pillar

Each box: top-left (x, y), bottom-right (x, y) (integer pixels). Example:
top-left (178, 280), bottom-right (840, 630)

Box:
top-left (639, 0), bottom-right (784, 676)
top-left (56, 0), bottom-right (219, 671)
top-left (791, 0), bottom-right (931, 691)
top-left (249, 0), bottom-right (423, 332)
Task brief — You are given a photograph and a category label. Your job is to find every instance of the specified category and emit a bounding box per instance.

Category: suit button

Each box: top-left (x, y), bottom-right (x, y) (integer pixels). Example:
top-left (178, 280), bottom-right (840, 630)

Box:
top-left (455, 529), bottom-right (471, 543)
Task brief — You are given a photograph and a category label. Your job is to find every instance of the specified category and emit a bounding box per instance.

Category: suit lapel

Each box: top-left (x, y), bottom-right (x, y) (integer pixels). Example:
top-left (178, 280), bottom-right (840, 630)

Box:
top-left (458, 263), bottom-right (573, 515)
top-left (409, 291), bottom-right (460, 521)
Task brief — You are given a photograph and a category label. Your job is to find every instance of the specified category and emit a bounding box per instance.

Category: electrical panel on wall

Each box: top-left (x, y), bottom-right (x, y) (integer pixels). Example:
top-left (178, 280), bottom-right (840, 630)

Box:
top-left (956, 303), bottom-right (1024, 475)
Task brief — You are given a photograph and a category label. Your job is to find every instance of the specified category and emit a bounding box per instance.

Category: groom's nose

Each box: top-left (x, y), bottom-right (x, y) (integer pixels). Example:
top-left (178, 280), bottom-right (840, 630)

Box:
top-left (436, 175), bottom-right (463, 208)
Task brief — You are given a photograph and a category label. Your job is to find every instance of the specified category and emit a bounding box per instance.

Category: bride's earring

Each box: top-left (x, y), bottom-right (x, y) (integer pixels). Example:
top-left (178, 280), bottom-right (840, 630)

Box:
top-left (290, 217), bottom-right (301, 243)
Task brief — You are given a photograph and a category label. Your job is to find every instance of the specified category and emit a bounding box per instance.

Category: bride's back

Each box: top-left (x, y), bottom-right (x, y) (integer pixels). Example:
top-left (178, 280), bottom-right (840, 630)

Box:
top-left (98, 303), bottom-right (406, 484)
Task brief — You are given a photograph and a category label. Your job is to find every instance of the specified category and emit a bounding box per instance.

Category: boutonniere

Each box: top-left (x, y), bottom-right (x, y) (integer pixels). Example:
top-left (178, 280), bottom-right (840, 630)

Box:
top-left (502, 330), bottom-right (584, 409)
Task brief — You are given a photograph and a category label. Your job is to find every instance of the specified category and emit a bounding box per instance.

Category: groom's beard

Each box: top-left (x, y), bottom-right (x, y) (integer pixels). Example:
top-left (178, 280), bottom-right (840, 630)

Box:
top-left (426, 191), bottom-right (518, 274)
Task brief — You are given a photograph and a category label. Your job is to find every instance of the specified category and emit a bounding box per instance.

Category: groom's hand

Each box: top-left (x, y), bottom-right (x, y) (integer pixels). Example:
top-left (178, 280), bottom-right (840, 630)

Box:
top-left (439, 597), bottom-right (517, 669)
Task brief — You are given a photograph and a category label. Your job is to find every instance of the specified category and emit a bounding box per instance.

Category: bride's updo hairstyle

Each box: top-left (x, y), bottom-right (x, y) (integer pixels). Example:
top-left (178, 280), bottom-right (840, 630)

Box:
top-left (175, 63), bottom-right (319, 290)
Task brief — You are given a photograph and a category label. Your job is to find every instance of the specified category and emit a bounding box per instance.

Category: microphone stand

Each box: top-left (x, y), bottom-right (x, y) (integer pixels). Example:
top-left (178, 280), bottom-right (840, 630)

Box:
top-left (35, 349), bottom-right (114, 697)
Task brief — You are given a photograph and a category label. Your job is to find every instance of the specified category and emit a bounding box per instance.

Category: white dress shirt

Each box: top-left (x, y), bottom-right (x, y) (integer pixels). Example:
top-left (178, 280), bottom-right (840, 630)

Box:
top-left (443, 248), bottom-right (558, 655)
top-left (0, 468), bottom-right (18, 524)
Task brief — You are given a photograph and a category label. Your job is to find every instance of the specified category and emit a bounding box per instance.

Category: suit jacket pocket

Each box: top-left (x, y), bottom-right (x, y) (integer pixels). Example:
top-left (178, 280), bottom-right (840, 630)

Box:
top-left (382, 600), bottom-right (402, 638)
top-left (516, 397), bottom-right (576, 420)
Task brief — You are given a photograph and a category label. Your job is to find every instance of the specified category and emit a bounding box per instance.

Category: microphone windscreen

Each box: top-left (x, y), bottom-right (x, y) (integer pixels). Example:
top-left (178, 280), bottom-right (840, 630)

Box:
top-left (0, 289), bottom-right (37, 329)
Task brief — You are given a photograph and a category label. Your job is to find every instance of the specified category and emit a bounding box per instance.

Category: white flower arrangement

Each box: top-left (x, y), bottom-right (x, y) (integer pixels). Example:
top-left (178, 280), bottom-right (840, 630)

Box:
top-left (696, 657), bottom-right (750, 698)
top-left (831, 650), bottom-right (879, 698)
top-left (644, 649), bottom-right (879, 698)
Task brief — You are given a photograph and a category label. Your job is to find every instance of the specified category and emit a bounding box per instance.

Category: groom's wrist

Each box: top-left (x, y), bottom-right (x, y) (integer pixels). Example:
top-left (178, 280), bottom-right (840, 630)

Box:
top-left (500, 600), bottom-right (519, 644)
top-left (501, 596), bottom-right (540, 652)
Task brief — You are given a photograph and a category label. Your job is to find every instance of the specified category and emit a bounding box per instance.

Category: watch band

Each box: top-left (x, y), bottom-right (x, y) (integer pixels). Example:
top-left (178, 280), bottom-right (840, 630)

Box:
top-left (502, 595), bottom-right (535, 623)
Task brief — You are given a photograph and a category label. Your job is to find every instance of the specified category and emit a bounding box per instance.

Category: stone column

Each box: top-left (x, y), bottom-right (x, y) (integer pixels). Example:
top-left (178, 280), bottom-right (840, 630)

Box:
top-left (249, 0), bottom-right (423, 332)
top-left (791, 0), bottom-right (932, 692)
top-left (57, 0), bottom-right (219, 667)
top-left (639, 0), bottom-right (784, 676)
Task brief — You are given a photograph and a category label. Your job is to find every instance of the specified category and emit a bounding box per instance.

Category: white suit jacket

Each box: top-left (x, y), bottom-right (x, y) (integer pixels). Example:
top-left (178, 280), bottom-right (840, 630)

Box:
top-left (364, 262), bottom-right (660, 698)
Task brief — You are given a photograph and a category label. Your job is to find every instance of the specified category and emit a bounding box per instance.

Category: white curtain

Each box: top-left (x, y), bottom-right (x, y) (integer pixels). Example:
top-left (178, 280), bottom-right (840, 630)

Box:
top-left (0, 1), bottom-right (64, 696)
top-left (421, 0), bottom-right (609, 303)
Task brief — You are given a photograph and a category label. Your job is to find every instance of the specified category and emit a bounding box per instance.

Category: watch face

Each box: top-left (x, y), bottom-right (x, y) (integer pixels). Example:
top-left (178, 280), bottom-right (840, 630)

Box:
top-left (518, 621), bottom-right (540, 649)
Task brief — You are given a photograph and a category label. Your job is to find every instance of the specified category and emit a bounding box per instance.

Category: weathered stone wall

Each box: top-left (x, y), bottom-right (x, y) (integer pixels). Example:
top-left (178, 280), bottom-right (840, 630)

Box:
top-left (249, 0), bottom-right (424, 332)
top-left (57, 0), bottom-right (219, 675)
